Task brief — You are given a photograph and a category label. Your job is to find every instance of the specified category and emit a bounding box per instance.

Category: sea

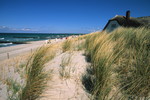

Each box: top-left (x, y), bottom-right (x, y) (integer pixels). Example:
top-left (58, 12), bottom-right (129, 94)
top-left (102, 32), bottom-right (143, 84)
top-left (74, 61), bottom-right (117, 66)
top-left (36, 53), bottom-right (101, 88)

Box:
top-left (0, 33), bottom-right (83, 47)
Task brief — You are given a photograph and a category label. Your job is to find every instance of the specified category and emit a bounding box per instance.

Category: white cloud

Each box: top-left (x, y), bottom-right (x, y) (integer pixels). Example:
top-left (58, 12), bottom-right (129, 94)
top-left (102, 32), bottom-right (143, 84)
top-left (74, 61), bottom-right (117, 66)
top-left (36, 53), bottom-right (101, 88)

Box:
top-left (0, 26), bottom-right (12, 32)
top-left (0, 26), bottom-right (35, 33)
top-left (80, 26), bottom-right (102, 33)
top-left (21, 28), bottom-right (31, 31)
top-left (0, 26), bottom-right (7, 29)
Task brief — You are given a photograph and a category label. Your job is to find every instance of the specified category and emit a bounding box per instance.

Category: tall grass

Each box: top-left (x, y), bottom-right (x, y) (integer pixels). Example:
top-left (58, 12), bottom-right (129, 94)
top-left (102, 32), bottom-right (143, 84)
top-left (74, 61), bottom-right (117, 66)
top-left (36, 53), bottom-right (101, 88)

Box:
top-left (85, 31), bottom-right (116, 99)
top-left (111, 28), bottom-right (150, 99)
top-left (20, 45), bottom-right (56, 100)
top-left (62, 39), bottom-right (73, 52)
top-left (84, 27), bottom-right (150, 99)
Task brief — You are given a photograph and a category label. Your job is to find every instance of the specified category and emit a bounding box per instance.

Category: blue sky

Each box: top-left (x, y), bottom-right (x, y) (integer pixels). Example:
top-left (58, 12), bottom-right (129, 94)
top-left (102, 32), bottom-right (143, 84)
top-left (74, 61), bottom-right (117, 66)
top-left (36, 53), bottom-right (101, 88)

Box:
top-left (0, 0), bottom-right (150, 33)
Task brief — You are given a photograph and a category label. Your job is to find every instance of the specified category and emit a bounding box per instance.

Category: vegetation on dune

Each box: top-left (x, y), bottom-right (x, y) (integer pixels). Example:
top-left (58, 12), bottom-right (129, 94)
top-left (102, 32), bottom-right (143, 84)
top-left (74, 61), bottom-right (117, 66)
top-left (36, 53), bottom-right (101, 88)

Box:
top-left (20, 45), bottom-right (56, 100)
top-left (0, 42), bottom-right (60, 100)
top-left (6, 78), bottom-right (22, 100)
top-left (62, 35), bottom-right (88, 52)
top-left (59, 53), bottom-right (73, 79)
top-left (83, 27), bottom-right (150, 99)
top-left (111, 28), bottom-right (150, 99)
top-left (0, 54), bottom-right (31, 100)
top-left (76, 37), bottom-right (86, 51)
top-left (62, 39), bottom-right (73, 52)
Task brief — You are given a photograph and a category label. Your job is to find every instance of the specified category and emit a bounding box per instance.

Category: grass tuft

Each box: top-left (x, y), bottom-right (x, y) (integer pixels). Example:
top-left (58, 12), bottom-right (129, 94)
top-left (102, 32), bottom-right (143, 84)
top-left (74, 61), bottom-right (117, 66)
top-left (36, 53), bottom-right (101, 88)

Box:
top-left (59, 53), bottom-right (72, 79)
top-left (20, 45), bottom-right (55, 100)
top-left (62, 39), bottom-right (72, 52)
top-left (6, 78), bottom-right (22, 100)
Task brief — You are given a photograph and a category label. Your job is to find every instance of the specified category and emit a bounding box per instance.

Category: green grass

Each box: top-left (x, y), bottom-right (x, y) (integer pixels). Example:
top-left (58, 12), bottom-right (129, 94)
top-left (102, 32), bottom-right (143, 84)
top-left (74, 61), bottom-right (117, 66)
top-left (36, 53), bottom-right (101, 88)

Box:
top-left (84, 27), bottom-right (150, 99)
top-left (6, 78), bottom-right (22, 100)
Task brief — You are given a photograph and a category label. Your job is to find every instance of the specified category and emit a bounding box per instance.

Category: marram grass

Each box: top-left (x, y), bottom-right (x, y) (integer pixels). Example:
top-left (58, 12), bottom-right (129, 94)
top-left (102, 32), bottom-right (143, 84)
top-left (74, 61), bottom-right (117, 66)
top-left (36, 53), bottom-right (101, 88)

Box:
top-left (62, 39), bottom-right (73, 52)
top-left (59, 53), bottom-right (72, 79)
top-left (20, 45), bottom-right (56, 100)
top-left (84, 27), bottom-right (150, 99)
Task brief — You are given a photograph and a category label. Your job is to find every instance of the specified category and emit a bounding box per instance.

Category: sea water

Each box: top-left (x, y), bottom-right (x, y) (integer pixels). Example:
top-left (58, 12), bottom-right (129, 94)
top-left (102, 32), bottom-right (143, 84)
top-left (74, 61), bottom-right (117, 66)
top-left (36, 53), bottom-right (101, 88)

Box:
top-left (0, 33), bottom-right (83, 47)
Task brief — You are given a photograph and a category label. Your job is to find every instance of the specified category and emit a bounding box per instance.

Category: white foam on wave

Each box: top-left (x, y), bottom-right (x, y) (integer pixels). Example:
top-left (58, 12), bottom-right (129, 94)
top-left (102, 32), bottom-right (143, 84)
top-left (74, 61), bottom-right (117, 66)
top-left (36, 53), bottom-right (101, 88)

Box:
top-left (0, 38), bottom-right (4, 40)
top-left (0, 42), bottom-right (13, 46)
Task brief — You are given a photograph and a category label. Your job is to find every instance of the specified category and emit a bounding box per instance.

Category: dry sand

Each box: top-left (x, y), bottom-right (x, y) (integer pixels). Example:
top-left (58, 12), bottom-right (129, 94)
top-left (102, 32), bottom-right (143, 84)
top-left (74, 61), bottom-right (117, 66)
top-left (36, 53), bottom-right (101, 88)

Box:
top-left (0, 39), bottom-right (64, 62)
top-left (39, 51), bottom-right (90, 100)
top-left (0, 40), bottom-right (46, 61)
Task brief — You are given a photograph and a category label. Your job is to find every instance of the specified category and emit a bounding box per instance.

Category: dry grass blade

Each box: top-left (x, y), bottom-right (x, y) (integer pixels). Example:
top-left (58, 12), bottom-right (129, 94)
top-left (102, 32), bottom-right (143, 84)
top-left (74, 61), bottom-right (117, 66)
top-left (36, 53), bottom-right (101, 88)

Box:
top-left (20, 46), bottom-right (55, 100)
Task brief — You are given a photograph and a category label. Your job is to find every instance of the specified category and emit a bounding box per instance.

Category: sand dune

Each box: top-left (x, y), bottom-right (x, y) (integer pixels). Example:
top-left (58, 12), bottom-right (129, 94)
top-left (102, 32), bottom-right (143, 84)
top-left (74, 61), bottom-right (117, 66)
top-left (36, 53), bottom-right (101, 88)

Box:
top-left (39, 51), bottom-right (90, 100)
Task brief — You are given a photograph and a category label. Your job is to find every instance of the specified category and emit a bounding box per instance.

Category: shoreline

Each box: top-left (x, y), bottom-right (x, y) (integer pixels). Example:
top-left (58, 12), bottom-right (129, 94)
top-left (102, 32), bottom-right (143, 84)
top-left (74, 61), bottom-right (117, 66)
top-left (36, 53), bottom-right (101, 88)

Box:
top-left (0, 38), bottom-right (65, 62)
top-left (0, 40), bottom-right (47, 48)
top-left (0, 40), bottom-right (46, 61)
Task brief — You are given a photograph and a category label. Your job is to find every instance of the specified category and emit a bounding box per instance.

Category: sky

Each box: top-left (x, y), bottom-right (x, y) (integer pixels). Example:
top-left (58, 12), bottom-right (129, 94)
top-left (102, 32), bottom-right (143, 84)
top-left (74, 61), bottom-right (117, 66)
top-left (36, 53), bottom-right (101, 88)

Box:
top-left (0, 0), bottom-right (150, 33)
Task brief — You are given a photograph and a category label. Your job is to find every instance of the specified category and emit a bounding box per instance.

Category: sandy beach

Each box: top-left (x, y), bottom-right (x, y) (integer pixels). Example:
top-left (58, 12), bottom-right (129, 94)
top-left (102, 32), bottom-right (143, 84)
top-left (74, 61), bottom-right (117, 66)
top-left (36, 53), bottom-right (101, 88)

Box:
top-left (0, 40), bottom-right (46, 61)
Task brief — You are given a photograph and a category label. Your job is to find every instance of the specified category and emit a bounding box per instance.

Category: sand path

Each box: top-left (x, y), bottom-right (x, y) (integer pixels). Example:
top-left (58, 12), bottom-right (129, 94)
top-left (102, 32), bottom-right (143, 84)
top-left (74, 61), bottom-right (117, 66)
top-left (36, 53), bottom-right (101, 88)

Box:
top-left (39, 51), bottom-right (90, 100)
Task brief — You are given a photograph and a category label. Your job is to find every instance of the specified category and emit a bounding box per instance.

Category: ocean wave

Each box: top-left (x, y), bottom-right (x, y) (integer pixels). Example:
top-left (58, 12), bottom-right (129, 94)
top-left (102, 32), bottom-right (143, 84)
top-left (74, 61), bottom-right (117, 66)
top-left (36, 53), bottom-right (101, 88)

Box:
top-left (0, 42), bottom-right (13, 47)
top-left (13, 36), bottom-right (38, 39)
top-left (24, 38), bottom-right (34, 40)
top-left (0, 38), bottom-right (4, 40)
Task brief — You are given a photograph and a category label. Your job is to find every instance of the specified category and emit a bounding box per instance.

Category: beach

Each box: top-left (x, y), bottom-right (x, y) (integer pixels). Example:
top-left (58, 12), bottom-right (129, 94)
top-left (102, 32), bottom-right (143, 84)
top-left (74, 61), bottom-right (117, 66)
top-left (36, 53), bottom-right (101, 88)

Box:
top-left (0, 40), bottom-right (46, 61)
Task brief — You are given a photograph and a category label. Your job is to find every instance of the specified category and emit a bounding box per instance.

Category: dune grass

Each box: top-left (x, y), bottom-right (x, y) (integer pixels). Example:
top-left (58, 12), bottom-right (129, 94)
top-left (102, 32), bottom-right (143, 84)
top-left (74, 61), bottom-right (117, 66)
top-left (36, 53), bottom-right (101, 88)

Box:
top-left (84, 27), bottom-right (150, 99)
top-left (6, 78), bottom-right (22, 100)
top-left (59, 53), bottom-right (72, 79)
top-left (0, 42), bottom-right (61, 100)
top-left (62, 39), bottom-right (73, 52)
top-left (0, 53), bottom-right (31, 100)
top-left (111, 28), bottom-right (150, 99)
top-left (20, 45), bottom-right (56, 100)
